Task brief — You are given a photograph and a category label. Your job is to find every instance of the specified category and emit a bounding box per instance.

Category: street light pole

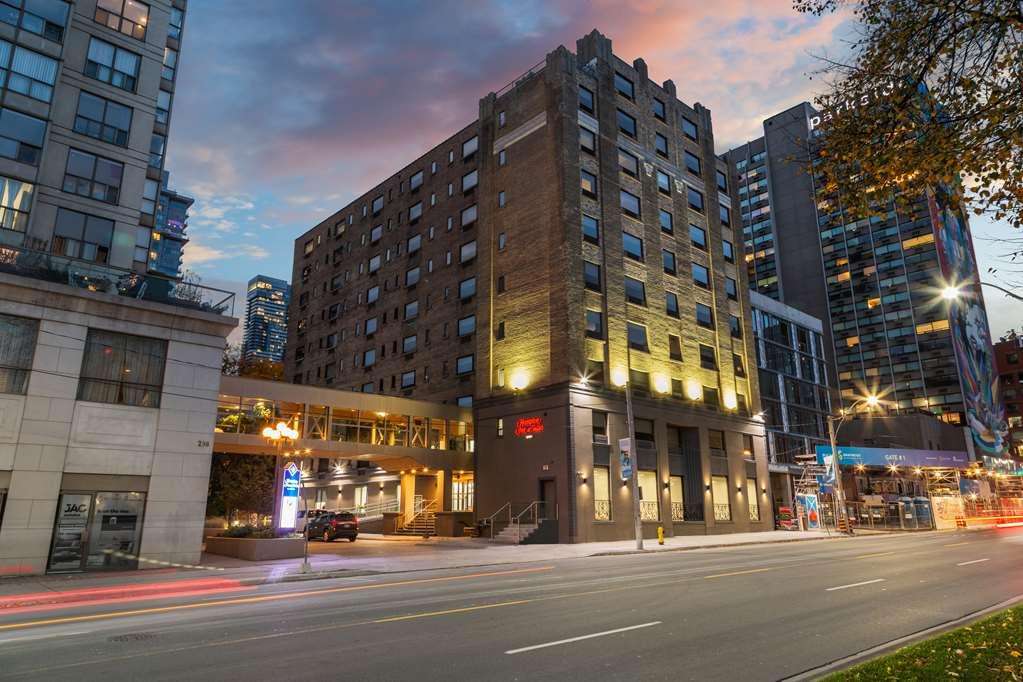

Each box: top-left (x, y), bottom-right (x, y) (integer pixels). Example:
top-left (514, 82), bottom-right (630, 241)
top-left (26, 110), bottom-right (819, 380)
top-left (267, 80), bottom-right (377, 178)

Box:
top-left (826, 395), bottom-right (879, 534)
top-left (624, 343), bottom-right (643, 550)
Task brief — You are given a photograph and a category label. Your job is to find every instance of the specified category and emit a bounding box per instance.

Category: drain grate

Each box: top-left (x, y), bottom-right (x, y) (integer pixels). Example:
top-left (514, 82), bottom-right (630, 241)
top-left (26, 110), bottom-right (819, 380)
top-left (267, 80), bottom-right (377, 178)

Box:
top-left (107, 632), bottom-right (157, 642)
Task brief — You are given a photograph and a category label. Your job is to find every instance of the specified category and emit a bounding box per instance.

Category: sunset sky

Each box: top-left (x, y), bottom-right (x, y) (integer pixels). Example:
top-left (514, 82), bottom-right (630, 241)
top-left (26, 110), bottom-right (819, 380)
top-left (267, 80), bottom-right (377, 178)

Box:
top-left (167, 1), bottom-right (1020, 340)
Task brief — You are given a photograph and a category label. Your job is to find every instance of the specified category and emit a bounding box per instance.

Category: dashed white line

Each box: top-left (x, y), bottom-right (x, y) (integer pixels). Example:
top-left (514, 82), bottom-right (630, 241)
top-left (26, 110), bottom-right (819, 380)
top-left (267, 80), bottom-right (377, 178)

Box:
top-left (505, 621), bottom-right (661, 654)
top-left (825, 578), bottom-right (886, 592)
top-left (957, 558), bottom-right (990, 566)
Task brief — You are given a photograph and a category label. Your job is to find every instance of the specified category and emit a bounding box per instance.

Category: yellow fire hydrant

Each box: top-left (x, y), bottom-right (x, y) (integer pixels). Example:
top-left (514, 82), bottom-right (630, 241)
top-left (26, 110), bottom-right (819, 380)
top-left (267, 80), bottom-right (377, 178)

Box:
top-left (657, 525), bottom-right (665, 545)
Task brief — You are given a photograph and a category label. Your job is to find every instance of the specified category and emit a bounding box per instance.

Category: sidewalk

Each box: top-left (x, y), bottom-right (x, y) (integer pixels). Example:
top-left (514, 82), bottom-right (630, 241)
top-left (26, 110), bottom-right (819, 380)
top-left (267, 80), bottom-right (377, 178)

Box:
top-left (0, 530), bottom-right (839, 608)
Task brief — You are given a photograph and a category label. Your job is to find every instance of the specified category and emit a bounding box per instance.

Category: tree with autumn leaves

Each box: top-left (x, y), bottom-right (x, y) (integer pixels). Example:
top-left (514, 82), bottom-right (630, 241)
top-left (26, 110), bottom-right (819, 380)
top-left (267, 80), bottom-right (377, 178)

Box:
top-left (796, 0), bottom-right (1022, 241)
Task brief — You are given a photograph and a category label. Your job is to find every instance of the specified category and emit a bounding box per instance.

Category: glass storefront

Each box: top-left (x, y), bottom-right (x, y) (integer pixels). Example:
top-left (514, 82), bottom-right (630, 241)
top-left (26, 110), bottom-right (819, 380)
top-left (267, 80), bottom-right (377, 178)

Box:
top-left (48, 491), bottom-right (146, 572)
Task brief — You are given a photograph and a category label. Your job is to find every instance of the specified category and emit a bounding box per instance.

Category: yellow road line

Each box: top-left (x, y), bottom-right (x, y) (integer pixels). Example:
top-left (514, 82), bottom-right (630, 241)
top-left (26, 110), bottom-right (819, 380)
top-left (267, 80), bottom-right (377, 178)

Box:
top-left (944, 542), bottom-right (970, 547)
top-left (0, 566), bottom-right (555, 632)
top-left (702, 567), bottom-right (772, 580)
top-left (856, 551), bottom-right (896, 559)
top-left (373, 599), bottom-right (535, 623)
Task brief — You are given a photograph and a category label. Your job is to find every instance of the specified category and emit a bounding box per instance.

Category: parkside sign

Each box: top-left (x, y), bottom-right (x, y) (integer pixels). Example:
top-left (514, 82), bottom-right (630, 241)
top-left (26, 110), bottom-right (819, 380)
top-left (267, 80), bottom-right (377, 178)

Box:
top-left (808, 81), bottom-right (897, 131)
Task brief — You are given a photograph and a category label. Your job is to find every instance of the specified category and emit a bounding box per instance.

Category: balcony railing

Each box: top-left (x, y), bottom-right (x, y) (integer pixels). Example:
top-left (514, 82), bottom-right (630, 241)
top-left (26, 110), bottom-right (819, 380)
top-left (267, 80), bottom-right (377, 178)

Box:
top-left (639, 501), bottom-right (659, 521)
top-left (670, 501), bottom-right (684, 522)
top-left (594, 499), bottom-right (611, 521)
top-left (0, 244), bottom-right (235, 316)
top-left (713, 504), bottom-right (732, 521)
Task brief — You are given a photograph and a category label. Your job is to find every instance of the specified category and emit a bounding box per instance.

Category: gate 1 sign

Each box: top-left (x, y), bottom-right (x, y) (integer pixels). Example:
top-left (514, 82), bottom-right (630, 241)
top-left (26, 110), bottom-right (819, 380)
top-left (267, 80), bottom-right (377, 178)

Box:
top-left (279, 461), bottom-right (301, 530)
top-left (514, 416), bottom-right (544, 438)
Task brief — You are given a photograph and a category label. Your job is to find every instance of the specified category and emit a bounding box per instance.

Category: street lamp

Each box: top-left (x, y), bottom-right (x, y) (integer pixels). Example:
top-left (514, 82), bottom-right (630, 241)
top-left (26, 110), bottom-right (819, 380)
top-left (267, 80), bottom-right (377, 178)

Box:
top-left (613, 343), bottom-right (644, 550)
top-left (827, 394), bottom-right (881, 534)
top-left (264, 418), bottom-right (298, 533)
top-left (943, 282), bottom-right (1023, 303)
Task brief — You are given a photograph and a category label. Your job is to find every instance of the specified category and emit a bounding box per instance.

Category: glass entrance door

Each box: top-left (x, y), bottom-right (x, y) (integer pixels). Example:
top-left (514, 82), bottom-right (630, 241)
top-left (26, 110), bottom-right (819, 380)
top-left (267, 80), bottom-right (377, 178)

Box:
top-left (48, 491), bottom-right (146, 572)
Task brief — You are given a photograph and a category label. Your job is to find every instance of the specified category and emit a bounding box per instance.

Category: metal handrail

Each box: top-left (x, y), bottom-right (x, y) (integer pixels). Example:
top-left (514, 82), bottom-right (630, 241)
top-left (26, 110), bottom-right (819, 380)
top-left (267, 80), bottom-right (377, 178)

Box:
top-left (338, 499), bottom-right (400, 518)
top-left (400, 498), bottom-right (437, 532)
top-left (495, 59), bottom-right (545, 98)
top-left (485, 502), bottom-right (512, 542)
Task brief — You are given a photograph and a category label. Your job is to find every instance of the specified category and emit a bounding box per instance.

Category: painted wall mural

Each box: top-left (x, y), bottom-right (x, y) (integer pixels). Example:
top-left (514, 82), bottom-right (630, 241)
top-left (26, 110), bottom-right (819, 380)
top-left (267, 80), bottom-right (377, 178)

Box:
top-left (927, 189), bottom-right (1007, 456)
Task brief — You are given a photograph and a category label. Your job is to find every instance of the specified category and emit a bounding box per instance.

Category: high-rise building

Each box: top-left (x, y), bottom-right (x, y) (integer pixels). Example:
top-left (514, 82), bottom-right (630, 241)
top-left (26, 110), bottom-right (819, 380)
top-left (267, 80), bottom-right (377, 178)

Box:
top-left (995, 333), bottom-right (1023, 459)
top-left (0, 0), bottom-right (240, 575)
top-left (149, 171), bottom-right (192, 278)
top-left (726, 102), bottom-right (1007, 460)
top-left (243, 275), bottom-right (290, 363)
top-left (287, 31), bottom-right (771, 541)
top-left (749, 290), bottom-right (832, 506)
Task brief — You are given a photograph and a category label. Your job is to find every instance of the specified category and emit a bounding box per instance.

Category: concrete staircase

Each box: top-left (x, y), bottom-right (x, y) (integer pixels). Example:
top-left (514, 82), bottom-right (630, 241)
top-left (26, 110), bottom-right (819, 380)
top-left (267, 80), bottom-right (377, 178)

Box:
top-left (394, 499), bottom-right (437, 536)
top-left (490, 522), bottom-right (539, 544)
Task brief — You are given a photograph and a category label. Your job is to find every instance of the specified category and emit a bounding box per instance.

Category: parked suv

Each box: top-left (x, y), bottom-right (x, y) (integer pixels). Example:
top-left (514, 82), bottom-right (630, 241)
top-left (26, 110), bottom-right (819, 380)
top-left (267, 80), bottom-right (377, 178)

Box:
top-left (307, 511), bottom-right (358, 542)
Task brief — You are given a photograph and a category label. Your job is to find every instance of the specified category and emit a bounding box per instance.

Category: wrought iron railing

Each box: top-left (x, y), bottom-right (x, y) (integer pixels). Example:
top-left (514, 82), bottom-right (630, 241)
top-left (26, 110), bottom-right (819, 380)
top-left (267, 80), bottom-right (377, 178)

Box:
top-left (640, 501), bottom-right (659, 521)
top-left (594, 499), bottom-right (611, 521)
top-left (670, 502), bottom-right (684, 522)
top-left (0, 244), bottom-right (235, 316)
top-left (714, 504), bottom-right (732, 521)
top-left (748, 503), bottom-right (761, 522)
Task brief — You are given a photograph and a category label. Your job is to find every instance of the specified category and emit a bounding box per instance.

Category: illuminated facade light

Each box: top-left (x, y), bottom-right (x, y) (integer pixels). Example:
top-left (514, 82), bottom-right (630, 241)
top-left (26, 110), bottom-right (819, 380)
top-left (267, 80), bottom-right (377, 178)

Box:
top-left (685, 379), bottom-right (703, 401)
top-left (509, 369), bottom-right (529, 391)
top-left (652, 373), bottom-right (670, 395)
top-left (722, 390), bottom-right (738, 410)
top-left (611, 367), bottom-right (628, 387)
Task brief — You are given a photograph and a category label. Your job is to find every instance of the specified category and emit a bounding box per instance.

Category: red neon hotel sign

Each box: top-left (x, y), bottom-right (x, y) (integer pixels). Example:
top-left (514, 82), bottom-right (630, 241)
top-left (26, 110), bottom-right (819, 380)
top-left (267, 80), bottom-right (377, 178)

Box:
top-left (514, 416), bottom-right (544, 438)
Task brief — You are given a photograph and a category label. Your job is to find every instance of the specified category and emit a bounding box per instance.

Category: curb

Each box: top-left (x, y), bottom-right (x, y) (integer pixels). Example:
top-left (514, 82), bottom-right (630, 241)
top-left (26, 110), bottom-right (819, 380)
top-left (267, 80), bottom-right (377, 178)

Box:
top-left (588, 533), bottom-right (841, 557)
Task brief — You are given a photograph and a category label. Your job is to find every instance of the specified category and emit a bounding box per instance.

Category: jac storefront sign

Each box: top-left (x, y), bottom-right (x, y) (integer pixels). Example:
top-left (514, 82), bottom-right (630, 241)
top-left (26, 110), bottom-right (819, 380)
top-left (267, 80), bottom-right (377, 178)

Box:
top-left (514, 416), bottom-right (544, 438)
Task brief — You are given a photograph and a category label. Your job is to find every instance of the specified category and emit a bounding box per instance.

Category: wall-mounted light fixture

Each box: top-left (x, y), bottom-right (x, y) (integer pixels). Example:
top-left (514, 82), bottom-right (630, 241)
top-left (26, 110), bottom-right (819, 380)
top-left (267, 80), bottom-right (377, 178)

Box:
top-left (705, 484), bottom-right (711, 492)
top-left (662, 481), bottom-right (669, 490)
top-left (577, 470), bottom-right (587, 484)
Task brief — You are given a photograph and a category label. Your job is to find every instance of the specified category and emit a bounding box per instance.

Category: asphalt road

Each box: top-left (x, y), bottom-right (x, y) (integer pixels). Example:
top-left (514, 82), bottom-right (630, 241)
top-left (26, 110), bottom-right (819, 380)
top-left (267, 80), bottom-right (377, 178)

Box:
top-left (1, 528), bottom-right (1021, 681)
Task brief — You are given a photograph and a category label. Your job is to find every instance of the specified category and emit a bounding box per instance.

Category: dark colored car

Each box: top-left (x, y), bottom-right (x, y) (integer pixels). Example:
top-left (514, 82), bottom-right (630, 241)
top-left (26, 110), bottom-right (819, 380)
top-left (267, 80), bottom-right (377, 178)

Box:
top-left (307, 511), bottom-right (358, 542)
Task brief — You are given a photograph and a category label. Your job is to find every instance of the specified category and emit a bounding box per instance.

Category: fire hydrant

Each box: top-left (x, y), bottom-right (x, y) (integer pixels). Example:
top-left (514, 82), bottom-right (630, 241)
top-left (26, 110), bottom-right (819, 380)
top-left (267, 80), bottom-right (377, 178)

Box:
top-left (657, 525), bottom-right (665, 545)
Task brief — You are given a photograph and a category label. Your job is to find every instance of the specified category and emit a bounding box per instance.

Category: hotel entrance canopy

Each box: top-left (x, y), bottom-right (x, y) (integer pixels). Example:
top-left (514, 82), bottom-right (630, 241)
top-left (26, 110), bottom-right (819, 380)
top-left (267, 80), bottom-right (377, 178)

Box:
top-left (214, 376), bottom-right (473, 472)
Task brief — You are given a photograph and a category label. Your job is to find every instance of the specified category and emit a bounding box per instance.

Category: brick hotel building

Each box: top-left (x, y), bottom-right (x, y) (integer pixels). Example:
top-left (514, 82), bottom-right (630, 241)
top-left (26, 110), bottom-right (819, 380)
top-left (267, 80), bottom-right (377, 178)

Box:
top-left (287, 31), bottom-right (771, 541)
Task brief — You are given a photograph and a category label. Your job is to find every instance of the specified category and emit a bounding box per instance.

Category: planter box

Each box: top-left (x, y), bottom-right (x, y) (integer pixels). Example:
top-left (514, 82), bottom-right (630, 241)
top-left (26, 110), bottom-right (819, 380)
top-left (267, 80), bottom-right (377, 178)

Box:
top-left (205, 536), bottom-right (305, 561)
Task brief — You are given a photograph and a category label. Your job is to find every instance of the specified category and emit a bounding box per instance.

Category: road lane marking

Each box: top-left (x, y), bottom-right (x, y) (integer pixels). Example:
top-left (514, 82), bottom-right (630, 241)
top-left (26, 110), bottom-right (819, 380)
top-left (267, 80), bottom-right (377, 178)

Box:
top-left (505, 621), bottom-right (661, 655)
top-left (944, 542), bottom-right (970, 548)
top-left (373, 600), bottom-right (533, 623)
top-left (855, 552), bottom-right (895, 559)
top-left (703, 567), bottom-right (772, 580)
top-left (825, 578), bottom-right (885, 591)
top-left (957, 558), bottom-right (990, 566)
top-left (0, 566), bottom-right (555, 632)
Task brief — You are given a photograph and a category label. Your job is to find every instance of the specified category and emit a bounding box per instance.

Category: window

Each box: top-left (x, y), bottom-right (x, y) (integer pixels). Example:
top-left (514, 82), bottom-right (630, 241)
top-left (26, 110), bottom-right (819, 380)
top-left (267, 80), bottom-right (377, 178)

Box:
top-left (85, 37), bottom-right (139, 92)
top-left (693, 263), bottom-right (710, 288)
top-left (63, 149), bottom-right (122, 204)
top-left (716, 169), bottom-right (728, 193)
top-left (461, 169), bottom-right (478, 192)
top-left (363, 348), bottom-right (376, 367)
top-left (403, 334), bottom-right (417, 354)
top-left (498, 232), bottom-right (507, 250)
top-left (405, 266), bottom-right (420, 287)
top-left (77, 329), bottom-right (166, 408)
top-left (460, 240), bottom-right (477, 263)
top-left (0, 107), bottom-right (44, 165)
top-left (580, 169), bottom-right (597, 197)
top-left (462, 135), bottom-right (479, 158)
top-left (407, 233), bottom-right (421, 253)
top-left (627, 322), bottom-right (648, 352)
top-left (0, 313), bottom-right (36, 394)
top-left (614, 72), bottom-right (634, 99)
top-left (730, 314), bottom-right (742, 338)
top-left (719, 204), bottom-right (730, 227)
top-left (580, 126), bottom-right (596, 153)
top-left (364, 317), bottom-right (378, 335)
top-left (583, 261), bottom-right (602, 292)
top-left (662, 249), bottom-right (677, 276)
top-left (622, 231), bottom-right (644, 262)
top-left (579, 86), bottom-right (594, 114)
top-left (585, 309), bottom-right (604, 339)
top-left (681, 116), bottom-right (698, 141)
top-left (696, 302), bottom-right (714, 328)
top-left (594, 466), bottom-right (611, 520)
top-left (410, 170), bottom-right (424, 190)
top-left (456, 354), bottom-right (474, 375)
top-left (617, 109), bottom-right (637, 137)
top-left (618, 148), bottom-right (639, 177)
top-left (656, 170), bottom-right (671, 195)
top-left (498, 191), bottom-right (506, 208)
top-left (51, 208), bottom-right (113, 263)
top-left (366, 285), bottom-right (379, 304)
top-left (458, 276), bottom-right (476, 299)
top-left (168, 6), bottom-right (183, 40)
top-left (624, 276), bottom-right (646, 305)
top-left (498, 149), bottom-right (506, 166)
top-left (725, 276), bottom-right (738, 300)
top-left (498, 111), bottom-right (505, 127)
top-left (0, 0), bottom-right (69, 43)
top-left (722, 239), bottom-right (734, 262)
top-left (687, 187), bottom-right (704, 212)
top-left (0, 174), bottom-right (33, 234)
top-left (95, 0), bottom-right (148, 40)
top-left (733, 353), bottom-right (746, 377)
top-left (404, 300), bottom-right (419, 319)
top-left (582, 214), bottom-right (599, 245)
top-left (408, 201), bottom-right (423, 221)
top-left (3, 43), bottom-right (58, 101)
top-left (747, 479), bottom-right (760, 521)
top-left (401, 370), bottom-right (416, 389)
top-left (689, 224), bottom-right (706, 249)
top-left (371, 195), bottom-right (384, 214)
top-left (457, 315), bottom-right (475, 337)
top-left (659, 209), bottom-right (674, 234)
top-left (495, 321), bottom-right (505, 340)
top-left (497, 275), bottom-right (505, 293)
top-left (669, 334), bottom-right (683, 361)
top-left (654, 132), bottom-right (668, 157)
top-left (652, 97), bottom-right (665, 121)
top-left (461, 204), bottom-right (477, 227)
top-left (666, 291), bottom-right (680, 318)
top-left (132, 224), bottom-right (148, 263)
top-left (74, 91), bottom-right (132, 147)
top-left (361, 382), bottom-right (374, 393)
top-left (149, 132), bottom-right (165, 167)
top-left (620, 189), bottom-right (641, 218)
top-left (712, 476), bottom-right (731, 520)
top-left (699, 343), bottom-right (716, 369)
top-left (367, 254), bottom-right (381, 273)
